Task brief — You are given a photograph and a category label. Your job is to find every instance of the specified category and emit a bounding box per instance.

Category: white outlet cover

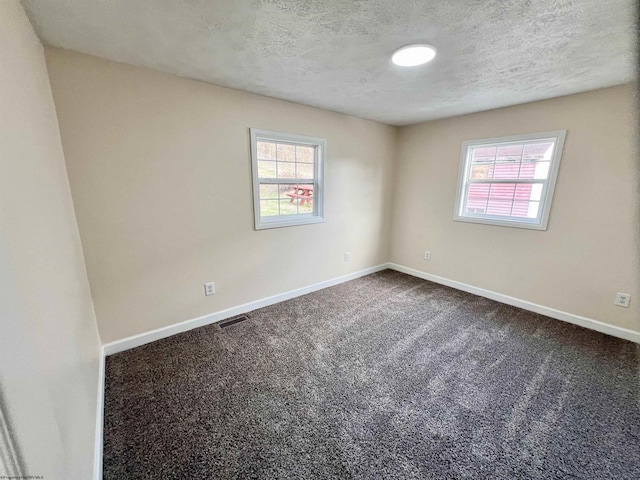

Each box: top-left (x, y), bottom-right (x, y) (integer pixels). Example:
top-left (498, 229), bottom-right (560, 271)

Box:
top-left (204, 282), bottom-right (215, 296)
top-left (614, 292), bottom-right (630, 308)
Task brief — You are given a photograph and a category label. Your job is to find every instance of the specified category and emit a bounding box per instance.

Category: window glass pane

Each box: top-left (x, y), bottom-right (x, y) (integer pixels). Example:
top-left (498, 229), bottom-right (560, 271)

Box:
top-left (518, 162), bottom-right (536, 179)
top-left (296, 146), bottom-right (315, 163)
top-left (512, 201), bottom-right (540, 218)
top-left (278, 184), bottom-right (293, 199)
top-left (296, 162), bottom-right (314, 179)
top-left (470, 164), bottom-right (490, 179)
top-left (259, 184), bottom-right (278, 199)
top-left (466, 183), bottom-right (543, 219)
top-left (257, 161), bottom-right (276, 178)
top-left (277, 161), bottom-right (296, 179)
top-left (260, 200), bottom-right (279, 217)
top-left (466, 183), bottom-right (490, 212)
top-left (491, 163), bottom-right (520, 180)
top-left (488, 183), bottom-right (516, 200)
top-left (496, 144), bottom-right (523, 162)
top-left (278, 198), bottom-right (298, 215)
top-left (486, 183), bottom-right (515, 216)
top-left (486, 200), bottom-right (513, 216)
top-left (283, 184), bottom-right (313, 209)
top-left (259, 184), bottom-right (315, 217)
top-left (523, 142), bottom-right (554, 161)
top-left (299, 201), bottom-right (313, 214)
top-left (533, 162), bottom-right (550, 179)
top-left (471, 146), bottom-right (496, 163)
top-left (530, 183), bottom-right (543, 201)
top-left (514, 184), bottom-right (531, 202)
top-left (277, 144), bottom-right (296, 162)
top-left (257, 141), bottom-right (277, 160)
top-left (465, 207), bottom-right (486, 214)
top-left (513, 183), bottom-right (544, 203)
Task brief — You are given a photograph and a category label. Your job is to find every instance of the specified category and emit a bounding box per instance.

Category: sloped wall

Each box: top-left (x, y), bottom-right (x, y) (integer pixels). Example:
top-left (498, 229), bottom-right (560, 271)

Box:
top-left (0, 2), bottom-right (102, 478)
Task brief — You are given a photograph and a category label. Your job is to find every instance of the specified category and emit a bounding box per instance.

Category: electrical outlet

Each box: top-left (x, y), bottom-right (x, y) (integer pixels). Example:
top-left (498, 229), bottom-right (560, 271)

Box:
top-left (204, 282), bottom-right (215, 296)
top-left (424, 250), bottom-right (431, 261)
top-left (614, 292), bottom-right (630, 308)
top-left (344, 252), bottom-right (351, 262)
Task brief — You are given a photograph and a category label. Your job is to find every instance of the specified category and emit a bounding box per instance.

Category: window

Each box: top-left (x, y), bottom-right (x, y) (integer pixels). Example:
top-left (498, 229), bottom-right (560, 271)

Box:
top-left (250, 128), bottom-right (325, 230)
top-left (453, 130), bottom-right (566, 230)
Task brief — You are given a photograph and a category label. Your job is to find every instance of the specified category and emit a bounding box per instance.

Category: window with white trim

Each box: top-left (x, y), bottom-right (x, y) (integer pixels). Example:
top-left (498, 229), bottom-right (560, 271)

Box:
top-left (250, 128), bottom-right (325, 230)
top-left (453, 130), bottom-right (566, 230)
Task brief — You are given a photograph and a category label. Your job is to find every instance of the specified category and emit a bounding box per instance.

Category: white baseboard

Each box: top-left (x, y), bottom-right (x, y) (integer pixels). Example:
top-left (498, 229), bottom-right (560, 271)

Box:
top-left (103, 263), bottom-right (389, 355)
top-left (103, 261), bottom-right (639, 356)
top-left (94, 347), bottom-right (105, 480)
top-left (388, 263), bottom-right (640, 344)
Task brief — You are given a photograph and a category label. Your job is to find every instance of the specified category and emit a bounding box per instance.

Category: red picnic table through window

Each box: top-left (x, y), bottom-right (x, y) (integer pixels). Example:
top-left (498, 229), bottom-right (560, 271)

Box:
top-left (286, 185), bottom-right (313, 206)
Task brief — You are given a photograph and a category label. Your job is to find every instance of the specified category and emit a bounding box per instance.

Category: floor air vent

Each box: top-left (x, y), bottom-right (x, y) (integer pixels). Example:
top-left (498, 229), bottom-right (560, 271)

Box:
top-left (219, 315), bottom-right (249, 329)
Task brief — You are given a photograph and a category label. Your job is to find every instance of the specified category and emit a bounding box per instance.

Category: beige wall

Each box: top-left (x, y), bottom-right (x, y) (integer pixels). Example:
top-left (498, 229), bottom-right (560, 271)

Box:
top-left (0, 2), bottom-right (102, 479)
top-left (45, 48), bottom-right (397, 344)
top-left (43, 48), bottom-right (638, 346)
top-left (391, 84), bottom-right (639, 331)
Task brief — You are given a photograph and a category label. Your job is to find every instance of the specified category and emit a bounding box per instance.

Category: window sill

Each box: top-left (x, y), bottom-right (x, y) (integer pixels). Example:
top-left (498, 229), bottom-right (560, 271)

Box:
top-left (255, 215), bottom-right (325, 230)
top-left (453, 214), bottom-right (548, 231)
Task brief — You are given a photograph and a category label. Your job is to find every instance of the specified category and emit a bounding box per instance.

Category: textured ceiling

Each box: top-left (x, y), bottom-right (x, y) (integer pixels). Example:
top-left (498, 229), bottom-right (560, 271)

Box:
top-left (22, 0), bottom-right (636, 125)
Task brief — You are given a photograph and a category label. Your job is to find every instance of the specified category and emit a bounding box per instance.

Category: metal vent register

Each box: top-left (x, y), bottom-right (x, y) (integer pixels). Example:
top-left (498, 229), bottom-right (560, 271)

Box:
top-left (218, 315), bottom-right (249, 329)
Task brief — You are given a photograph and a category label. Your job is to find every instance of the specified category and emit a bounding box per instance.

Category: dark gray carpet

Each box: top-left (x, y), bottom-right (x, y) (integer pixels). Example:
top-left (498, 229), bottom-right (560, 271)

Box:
top-left (104, 270), bottom-right (640, 479)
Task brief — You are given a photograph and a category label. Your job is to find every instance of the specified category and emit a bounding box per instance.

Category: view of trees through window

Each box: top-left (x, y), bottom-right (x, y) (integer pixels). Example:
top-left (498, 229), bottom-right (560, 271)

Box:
top-left (256, 141), bottom-right (316, 217)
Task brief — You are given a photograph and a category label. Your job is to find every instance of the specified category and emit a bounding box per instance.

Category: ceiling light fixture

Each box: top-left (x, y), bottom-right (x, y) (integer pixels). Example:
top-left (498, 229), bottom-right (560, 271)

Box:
top-left (391, 44), bottom-right (437, 67)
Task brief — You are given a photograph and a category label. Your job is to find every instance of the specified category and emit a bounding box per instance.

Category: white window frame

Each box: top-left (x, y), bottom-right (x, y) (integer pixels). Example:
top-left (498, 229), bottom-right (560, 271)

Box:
top-left (250, 128), bottom-right (325, 230)
top-left (453, 130), bottom-right (566, 231)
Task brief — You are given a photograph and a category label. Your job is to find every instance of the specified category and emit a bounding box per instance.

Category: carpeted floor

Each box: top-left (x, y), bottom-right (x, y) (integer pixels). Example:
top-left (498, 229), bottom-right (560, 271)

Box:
top-left (103, 270), bottom-right (640, 479)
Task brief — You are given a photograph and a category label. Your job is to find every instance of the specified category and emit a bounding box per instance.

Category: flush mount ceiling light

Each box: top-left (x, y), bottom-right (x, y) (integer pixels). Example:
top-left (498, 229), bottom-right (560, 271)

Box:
top-left (391, 44), bottom-right (437, 67)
